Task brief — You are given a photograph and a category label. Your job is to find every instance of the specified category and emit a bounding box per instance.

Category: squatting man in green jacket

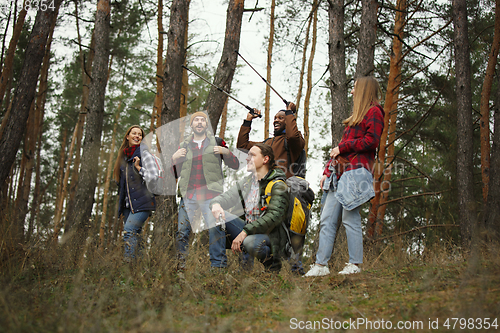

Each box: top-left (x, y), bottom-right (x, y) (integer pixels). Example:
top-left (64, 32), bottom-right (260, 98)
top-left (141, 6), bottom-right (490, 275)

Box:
top-left (210, 143), bottom-right (289, 271)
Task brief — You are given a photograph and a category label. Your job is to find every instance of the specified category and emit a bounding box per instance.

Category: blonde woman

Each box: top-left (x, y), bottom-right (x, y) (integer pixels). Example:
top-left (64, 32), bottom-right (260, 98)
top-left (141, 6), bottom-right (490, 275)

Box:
top-left (113, 125), bottom-right (159, 260)
top-left (305, 77), bottom-right (385, 277)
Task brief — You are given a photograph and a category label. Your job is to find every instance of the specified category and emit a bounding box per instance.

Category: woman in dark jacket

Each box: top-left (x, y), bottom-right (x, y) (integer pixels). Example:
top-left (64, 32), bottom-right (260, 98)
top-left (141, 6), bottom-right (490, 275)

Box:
top-left (210, 143), bottom-right (289, 271)
top-left (113, 125), bottom-right (159, 259)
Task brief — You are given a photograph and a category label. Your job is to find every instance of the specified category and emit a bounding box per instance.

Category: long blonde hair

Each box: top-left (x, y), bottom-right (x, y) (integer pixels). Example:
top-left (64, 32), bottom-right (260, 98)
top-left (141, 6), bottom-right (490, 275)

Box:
top-left (343, 76), bottom-right (381, 127)
top-left (113, 125), bottom-right (145, 183)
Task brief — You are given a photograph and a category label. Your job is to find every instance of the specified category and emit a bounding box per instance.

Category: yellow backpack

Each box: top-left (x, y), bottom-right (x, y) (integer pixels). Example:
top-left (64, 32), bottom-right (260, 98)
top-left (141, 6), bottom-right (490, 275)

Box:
top-left (264, 176), bottom-right (315, 256)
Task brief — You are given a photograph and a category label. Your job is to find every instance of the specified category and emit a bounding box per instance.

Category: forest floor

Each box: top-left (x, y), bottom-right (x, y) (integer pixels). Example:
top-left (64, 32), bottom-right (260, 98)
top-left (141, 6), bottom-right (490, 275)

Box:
top-left (1, 240), bottom-right (499, 333)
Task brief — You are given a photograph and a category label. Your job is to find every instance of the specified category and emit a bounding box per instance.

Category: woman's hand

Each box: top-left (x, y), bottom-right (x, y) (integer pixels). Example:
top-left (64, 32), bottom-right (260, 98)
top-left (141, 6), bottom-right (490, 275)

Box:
top-left (330, 146), bottom-right (340, 159)
top-left (211, 203), bottom-right (225, 220)
top-left (231, 231), bottom-right (247, 253)
top-left (320, 174), bottom-right (327, 189)
top-left (133, 156), bottom-right (141, 172)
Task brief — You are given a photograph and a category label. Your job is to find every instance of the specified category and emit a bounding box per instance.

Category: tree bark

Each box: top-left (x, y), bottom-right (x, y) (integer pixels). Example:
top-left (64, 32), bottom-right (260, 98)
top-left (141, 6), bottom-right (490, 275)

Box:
top-left (367, 0), bottom-right (405, 238)
top-left (355, 0), bottom-right (378, 79)
top-left (0, 1), bottom-right (62, 189)
top-left (328, 0), bottom-right (348, 146)
top-left (296, 10), bottom-right (313, 115)
top-left (152, 0), bottom-right (164, 136)
top-left (0, 0), bottom-right (27, 111)
top-left (484, 72), bottom-right (500, 235)
top-left (64, 32), bottom-right (95, 233)
top-left (206, 0), bottom-right (245, 131)
top-left (304, 0), bottom-right (318, 154)
top-left (479, 0), bottom-right (500, 201)
top-left (66, 0), bottom-right (111, 261)
top-left (264, 0), bottom-right (276, 140)
top-left (157, 0), bottom-right (191, 252)
top-left (453, 0), bottom-right (476, 251)
top-left (16, 6), bottom-right (58, 244)
top-left (99, 94), bottom-right (123, 248)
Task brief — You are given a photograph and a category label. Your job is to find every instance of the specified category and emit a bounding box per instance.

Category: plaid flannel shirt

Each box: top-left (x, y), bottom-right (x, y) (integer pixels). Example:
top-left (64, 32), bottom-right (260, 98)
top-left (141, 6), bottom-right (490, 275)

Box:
top-left (324, 104), bottom-right (385, 179)
top-left (180, 137), bottom-right (239, 201)
top-left (139, 149), bottom-right (162, 183)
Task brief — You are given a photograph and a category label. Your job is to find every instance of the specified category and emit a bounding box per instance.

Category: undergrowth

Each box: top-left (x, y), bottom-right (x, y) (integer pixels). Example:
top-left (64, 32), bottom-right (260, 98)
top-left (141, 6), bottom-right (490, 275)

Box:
top-left (1, 234), bottom-right (499, 333)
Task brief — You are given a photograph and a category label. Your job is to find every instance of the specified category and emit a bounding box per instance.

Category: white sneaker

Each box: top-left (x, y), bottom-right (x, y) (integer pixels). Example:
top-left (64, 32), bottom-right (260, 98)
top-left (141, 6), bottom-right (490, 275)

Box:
top-left (338, 263), bottom-right (361, 275)
top-left (304, 264), bottom-right (330, 277)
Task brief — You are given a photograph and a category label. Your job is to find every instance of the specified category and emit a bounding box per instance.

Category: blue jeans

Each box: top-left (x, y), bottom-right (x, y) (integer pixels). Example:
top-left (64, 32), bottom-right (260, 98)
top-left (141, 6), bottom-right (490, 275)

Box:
top-left (315, 190), bottom-right (363, 265)
top-left (123, 209), bottom-right (150, 259)
top-left (176, 197), bottom-right (227, 268)
top-left (224, 212), bottom-right (271, 263)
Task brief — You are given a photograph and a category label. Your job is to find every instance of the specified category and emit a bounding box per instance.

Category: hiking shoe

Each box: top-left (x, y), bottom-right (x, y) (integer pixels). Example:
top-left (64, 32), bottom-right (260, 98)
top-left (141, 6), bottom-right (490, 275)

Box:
top-left (304, 264), bottom-right (330, 277)
top-left (338, 263), bottom-right (361, 275)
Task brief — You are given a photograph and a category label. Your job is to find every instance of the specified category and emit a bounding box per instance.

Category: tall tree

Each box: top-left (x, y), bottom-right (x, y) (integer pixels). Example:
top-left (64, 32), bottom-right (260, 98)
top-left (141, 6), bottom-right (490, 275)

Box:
top-left (303, 0), bottom-right (318, 154)
top-left (0, 1), bottom-right (62, 209)
top-left (453, 0), bottom-right (476, 251)
top-left (355, 0), bottom-right (378, 79)
top-left (367, 0), bottom-right (406, 238)
top-left (479, 0), bottom-right (500, 201)
top-left (66, 0), bottom-right (111, 259)
top-left (206, 0), bottom-right (245, 131)
top-left (484, 72), bottom-right (500, 235)
top-left (0, 0), bottom-right (27, 111)
top-left (328, 0), bottom-right (348, 145)
top-left (264, 0), bottom-right (276, 140)
top-left (157, 0), bottom-right (190, 247)
top-left (15, 5), bottom-right (58, 243)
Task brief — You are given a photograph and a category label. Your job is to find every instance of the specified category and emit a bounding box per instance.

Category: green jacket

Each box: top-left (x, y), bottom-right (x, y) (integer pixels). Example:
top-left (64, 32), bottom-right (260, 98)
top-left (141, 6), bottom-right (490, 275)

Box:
top-left (210, 168), bottom-right (289, 264)
top-left (176, 134), bottom-right (224, 197)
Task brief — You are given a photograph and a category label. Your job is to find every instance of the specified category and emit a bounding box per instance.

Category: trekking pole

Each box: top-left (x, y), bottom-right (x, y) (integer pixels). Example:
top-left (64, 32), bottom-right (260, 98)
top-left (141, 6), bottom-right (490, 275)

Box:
top-left (234, 50), bottom-right (289, 107)
top-left (182, 65), bottom-right (262, 118)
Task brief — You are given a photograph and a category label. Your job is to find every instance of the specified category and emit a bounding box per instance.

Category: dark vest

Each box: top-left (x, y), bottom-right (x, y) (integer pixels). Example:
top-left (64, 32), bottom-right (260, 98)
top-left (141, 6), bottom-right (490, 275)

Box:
top-left (118, 146), bottom-right (156, 216)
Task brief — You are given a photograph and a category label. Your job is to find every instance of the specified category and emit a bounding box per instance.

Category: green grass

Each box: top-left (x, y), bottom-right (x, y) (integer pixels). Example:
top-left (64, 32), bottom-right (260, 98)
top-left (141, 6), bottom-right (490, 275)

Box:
top-left (1, 239), bottom-right (499, 332)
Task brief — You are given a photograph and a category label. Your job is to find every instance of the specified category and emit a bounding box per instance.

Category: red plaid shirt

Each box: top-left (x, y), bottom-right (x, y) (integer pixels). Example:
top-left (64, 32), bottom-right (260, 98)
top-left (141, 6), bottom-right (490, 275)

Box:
top-left (324, 104), bottom-right (385, 179)
top-left (177, 137), bottom-right (239, 201)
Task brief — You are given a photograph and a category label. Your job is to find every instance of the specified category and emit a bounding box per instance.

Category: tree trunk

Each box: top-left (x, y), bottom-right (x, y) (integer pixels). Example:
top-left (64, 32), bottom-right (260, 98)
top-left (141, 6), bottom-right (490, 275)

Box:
top-left (304, 0), bottom-right (318, 154)
top-left (479, 0), bottom-right (500, 201)
top-left (484, 72), bottom-right (500, 236)
top-left (0, 1), bottom-right (27, 111)
top-left (328, 0), bottom-right (348, 146)
top-left (16, 7), bottom-right (57, 244)
top-left (296, 10), bottom-right (312, 115)
top-left (99, 96), bottom-right (123, 249)
top-left (53, 128), bottom-right (68, 243)
top-left (0, 1), bottom-right (62, 190)
top-left (157, 0), bottom-right (191, 252)
top-left (367, 0), bottom-right (405, 237)
top-left (0, 2), bottom-right (12, 67)
top-left (264, 0), bottom-right (276, 140)
top-left (354, 0), bottom-right (378, 79)
top-left (453, 0), bottom-right (476, 252)
top-left (151, 0), bottom-right (164, 136)
top-left (64, 33), bottom-right (95, 233)
top-left (206, 0), bottom-right (245, 131)
top-left (219, 100), bottom-right (228, 140)
top-left (66, 0), bottom-right (111, 262)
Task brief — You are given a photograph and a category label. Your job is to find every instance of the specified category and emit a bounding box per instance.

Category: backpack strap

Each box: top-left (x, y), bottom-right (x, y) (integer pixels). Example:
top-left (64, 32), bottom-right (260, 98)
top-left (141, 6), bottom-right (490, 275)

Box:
top-left (263, 179), bottom-right (285, 206)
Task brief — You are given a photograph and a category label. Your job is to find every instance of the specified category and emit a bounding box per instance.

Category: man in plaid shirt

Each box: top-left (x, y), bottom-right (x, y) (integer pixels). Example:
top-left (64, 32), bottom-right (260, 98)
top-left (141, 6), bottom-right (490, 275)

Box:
top-left (172, 112), bottom-right (239, 270)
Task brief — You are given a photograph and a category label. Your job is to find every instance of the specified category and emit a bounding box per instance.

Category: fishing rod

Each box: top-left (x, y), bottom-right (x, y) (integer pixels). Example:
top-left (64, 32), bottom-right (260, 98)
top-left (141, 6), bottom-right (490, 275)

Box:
top-left (182, 65), bottom-right (262, 118)
top-left (234, 50), bottom-right (289, 107)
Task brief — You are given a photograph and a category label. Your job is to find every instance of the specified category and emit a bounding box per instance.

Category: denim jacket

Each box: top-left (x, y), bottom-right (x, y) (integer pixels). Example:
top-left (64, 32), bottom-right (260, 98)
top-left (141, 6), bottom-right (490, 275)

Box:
top-left (325, 167), bottom-right (375, 211)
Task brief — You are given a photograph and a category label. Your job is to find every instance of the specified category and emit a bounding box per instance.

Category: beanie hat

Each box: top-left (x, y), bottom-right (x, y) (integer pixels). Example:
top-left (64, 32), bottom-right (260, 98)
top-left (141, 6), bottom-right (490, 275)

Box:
top-left (190, 111), bottom-right (208, 125)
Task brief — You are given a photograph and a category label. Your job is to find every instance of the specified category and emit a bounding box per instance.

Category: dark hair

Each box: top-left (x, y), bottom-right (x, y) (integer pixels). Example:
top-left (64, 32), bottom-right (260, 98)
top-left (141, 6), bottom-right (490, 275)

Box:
top-left (254, 143), bottom-right (276, 168)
